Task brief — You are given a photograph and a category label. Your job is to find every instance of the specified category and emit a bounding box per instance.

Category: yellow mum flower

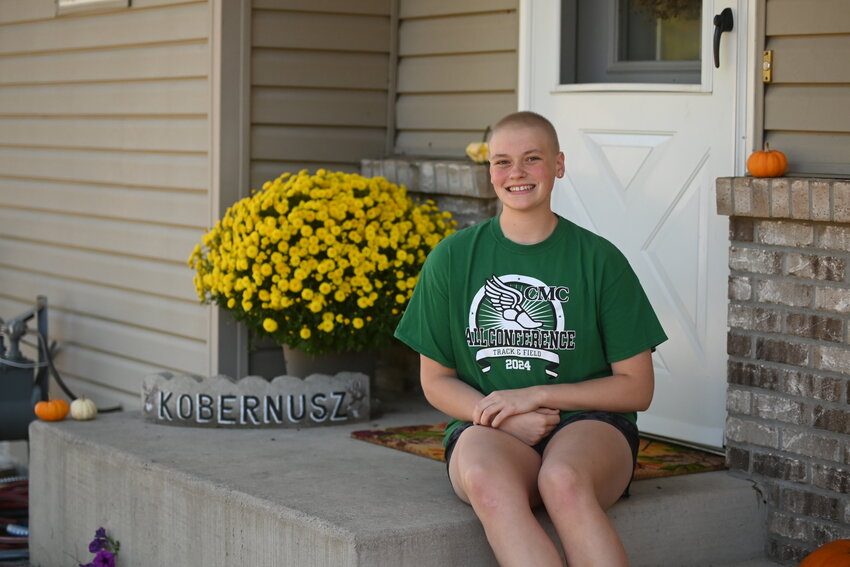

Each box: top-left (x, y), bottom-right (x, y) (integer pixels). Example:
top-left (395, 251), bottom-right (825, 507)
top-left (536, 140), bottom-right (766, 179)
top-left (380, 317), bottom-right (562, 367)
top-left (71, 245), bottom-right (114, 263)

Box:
top-left (188, 168), bottom-right (455, 356)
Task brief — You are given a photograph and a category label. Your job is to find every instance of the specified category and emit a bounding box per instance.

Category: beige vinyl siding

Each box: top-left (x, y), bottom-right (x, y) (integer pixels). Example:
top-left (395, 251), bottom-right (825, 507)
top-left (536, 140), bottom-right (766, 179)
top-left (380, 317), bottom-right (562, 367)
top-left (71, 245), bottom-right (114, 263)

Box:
top-left (394, 0), bottom-right (518, 158)
top-left (250, 0), bottom-right (393, 189)
top-left (763, 0), bottom-right (850, 176)
top-left (0, 0), bottom-right (211, 410)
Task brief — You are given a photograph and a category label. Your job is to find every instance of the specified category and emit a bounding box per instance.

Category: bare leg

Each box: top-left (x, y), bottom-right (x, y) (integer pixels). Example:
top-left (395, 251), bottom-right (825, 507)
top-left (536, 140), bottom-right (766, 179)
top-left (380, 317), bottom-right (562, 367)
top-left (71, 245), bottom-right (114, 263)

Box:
top-left (449, 426), bottom-right (563, 567)
top-left (538, 420), bottom-right (634, 567)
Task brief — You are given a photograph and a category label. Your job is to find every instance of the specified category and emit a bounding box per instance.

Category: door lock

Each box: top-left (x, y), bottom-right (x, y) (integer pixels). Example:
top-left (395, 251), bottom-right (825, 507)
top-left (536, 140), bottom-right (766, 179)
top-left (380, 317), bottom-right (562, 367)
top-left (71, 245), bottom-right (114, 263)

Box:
top-left (762, 50), bottom-right (773, 83)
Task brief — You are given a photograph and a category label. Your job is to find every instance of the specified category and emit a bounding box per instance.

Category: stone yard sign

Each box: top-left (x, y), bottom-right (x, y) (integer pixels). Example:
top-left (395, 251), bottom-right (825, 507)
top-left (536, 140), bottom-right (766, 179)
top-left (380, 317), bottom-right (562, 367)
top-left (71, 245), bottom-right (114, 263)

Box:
top-left (142, 372), bottom-right (369, 428)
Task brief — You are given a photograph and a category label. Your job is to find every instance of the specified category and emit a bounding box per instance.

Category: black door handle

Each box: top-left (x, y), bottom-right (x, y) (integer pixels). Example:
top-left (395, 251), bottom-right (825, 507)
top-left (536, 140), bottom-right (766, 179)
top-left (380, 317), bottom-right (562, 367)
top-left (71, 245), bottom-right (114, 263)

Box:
top-left (713, 8), bottom-right (734, 68)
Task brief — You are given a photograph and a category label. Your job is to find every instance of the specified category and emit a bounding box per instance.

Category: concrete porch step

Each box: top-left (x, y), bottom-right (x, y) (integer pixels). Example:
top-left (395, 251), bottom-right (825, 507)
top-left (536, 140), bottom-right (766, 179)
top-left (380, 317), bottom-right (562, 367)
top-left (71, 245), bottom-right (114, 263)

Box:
top-left (29, 399), bottom-right (768, 567)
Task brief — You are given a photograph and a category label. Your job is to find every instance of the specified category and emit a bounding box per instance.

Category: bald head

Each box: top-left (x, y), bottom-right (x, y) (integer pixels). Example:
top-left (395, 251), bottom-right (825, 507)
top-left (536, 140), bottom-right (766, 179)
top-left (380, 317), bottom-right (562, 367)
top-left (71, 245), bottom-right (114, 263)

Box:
top-left (491, 111), bottom-right (560, 154)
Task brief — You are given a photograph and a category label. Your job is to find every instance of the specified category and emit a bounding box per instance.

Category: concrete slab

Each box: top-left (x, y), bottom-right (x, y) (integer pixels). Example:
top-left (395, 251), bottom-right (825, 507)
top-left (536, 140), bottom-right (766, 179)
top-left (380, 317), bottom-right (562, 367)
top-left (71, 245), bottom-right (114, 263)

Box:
top-left (29, 398), bottom-right (766, 566)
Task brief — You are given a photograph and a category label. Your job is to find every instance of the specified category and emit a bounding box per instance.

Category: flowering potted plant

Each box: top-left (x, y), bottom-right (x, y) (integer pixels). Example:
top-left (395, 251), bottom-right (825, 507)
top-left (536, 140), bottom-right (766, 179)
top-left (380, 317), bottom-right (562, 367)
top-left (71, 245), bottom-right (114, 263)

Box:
top-left (189, 169), bottom-right (455, 358)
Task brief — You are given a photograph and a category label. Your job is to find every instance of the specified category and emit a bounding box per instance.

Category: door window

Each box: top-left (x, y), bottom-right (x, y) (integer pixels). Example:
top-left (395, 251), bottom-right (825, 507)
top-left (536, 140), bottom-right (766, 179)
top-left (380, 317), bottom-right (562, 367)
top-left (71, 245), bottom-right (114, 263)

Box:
top-left (561, 0), bottom-right (703, 85)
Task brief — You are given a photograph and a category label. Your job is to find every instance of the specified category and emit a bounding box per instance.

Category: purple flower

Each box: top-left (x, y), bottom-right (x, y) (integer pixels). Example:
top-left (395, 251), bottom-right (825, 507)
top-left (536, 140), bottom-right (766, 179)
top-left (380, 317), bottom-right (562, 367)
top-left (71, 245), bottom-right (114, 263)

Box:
top-left (88, 539), bottom-right (106, 553)
top-left (82, 527), bottom-right (118, 567)
top-left (93, 550), bottom-right (115, 567)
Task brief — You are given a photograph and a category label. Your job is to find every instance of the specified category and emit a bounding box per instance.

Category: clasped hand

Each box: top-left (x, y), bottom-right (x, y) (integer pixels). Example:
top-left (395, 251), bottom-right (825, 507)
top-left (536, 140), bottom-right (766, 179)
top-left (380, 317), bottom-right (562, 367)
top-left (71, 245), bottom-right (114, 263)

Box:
top-left (473, 387), bottom-right (560, 446)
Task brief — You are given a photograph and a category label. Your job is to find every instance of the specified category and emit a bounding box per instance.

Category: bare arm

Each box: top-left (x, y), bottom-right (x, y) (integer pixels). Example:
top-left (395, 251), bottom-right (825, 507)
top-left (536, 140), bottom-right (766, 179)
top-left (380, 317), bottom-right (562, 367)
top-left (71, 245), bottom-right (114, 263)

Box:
top-left (419, 354), bottom-right (484, 422)
top-left (420, 354), bottom-right (561, 445)
top-left (474, 349), bottom-right (655, 428)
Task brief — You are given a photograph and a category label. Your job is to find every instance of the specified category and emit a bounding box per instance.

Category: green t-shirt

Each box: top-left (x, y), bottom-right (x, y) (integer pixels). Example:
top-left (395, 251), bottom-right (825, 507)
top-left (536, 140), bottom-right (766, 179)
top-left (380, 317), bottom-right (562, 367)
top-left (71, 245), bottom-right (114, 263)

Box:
top-left (394, 215), bottom-right (667, 444)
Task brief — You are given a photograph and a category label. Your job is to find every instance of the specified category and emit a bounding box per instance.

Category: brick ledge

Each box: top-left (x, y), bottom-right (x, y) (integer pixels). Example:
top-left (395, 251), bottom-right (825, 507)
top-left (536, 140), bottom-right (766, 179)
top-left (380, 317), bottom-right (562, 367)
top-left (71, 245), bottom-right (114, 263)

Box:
top-left (361, 157), bottom-right (491, 199)
top-left (717, 177), bottom-right (850, 222)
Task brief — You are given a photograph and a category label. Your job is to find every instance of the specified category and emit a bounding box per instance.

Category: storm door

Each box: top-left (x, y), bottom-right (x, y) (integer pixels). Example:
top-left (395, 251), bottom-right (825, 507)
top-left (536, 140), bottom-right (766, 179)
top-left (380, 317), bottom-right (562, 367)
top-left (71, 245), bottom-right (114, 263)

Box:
top-left (523, 0), bottom-right (745, 448)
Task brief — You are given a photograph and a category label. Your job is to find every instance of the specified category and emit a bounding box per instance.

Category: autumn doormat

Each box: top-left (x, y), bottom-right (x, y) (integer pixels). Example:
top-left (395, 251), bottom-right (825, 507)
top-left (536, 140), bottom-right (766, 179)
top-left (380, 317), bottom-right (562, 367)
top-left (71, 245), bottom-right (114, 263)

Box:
top-left (351, 423), bottom-right (726, 480)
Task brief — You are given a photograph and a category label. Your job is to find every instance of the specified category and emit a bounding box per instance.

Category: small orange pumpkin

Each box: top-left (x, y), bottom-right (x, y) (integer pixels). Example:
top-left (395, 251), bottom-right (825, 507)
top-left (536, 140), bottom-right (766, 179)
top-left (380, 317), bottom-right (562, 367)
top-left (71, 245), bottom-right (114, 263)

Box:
top-left (799, 539), bottom-right (850, 567)
top-left (747, 143), bottom-right (788, 178)
top-left (34, 398), bottom-right (70, 421)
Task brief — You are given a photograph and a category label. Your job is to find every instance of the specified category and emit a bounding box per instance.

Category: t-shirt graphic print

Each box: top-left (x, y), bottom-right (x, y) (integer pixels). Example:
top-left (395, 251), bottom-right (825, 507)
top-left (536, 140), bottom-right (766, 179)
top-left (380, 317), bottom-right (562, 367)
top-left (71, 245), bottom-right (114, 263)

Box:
top-left (466, 274), bottom-right (575, 379)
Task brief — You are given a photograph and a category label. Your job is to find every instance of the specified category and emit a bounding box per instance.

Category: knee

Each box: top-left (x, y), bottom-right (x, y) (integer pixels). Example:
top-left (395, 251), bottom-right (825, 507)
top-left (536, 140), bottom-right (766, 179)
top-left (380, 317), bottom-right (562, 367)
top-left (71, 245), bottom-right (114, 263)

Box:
top-left (538, 461), bottom-right (594, 512)
top-left (458, 463), bottom-right (521, 515)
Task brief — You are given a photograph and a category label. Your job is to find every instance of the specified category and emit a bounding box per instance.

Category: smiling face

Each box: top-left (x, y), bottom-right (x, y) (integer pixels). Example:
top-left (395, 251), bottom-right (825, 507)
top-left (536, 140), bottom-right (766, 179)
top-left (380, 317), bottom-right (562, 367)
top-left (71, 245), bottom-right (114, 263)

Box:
top-left (488, 123), bottom-right (565, 217)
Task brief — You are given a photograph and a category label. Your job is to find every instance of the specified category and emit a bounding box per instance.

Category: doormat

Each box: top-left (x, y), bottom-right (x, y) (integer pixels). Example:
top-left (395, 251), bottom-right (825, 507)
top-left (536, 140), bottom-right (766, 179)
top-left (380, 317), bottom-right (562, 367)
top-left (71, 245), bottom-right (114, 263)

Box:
top-left (351, 423), bottom-right (726, 480)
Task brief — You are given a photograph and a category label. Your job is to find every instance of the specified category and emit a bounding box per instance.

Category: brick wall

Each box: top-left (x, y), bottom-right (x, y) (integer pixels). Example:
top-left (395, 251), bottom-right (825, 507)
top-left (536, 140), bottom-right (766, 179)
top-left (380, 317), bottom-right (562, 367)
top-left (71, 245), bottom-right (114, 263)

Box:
top-left (717, 177), bottom-right (850, 565)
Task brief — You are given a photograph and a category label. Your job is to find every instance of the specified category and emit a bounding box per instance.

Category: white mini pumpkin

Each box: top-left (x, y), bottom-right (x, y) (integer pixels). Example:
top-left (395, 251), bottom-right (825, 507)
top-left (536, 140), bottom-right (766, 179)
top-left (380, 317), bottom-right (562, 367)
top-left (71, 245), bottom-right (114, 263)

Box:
top-left (70, 396), bottom-right (98, 420)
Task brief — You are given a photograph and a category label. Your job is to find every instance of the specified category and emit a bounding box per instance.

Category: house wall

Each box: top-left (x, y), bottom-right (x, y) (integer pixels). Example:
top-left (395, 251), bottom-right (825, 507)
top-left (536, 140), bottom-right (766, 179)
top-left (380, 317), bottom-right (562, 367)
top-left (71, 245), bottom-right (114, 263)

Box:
top-left (763, 0), bottom-right (850, 176)
top-left (0, 0), bottom-right (212, 413)
top-left (246, 0), bottom-right (519, 376)
top-left (720, 3), bottom-right (850, 560)
top-left (393, 0), bottom-right (518, 158)
top-left (718, 177), bottom-right (850, 564)
top-left (249, 0), bottom-right (395, 188)
top-left (246, 0), bottom-right (396, 376)
top-left (254, 0), bottom-right (522, 165)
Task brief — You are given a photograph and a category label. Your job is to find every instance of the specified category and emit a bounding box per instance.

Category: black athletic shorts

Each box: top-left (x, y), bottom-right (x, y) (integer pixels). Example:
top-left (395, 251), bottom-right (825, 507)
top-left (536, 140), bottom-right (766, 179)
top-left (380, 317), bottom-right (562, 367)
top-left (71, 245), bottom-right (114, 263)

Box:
top-left (443, 410), bottom-right (640, 497)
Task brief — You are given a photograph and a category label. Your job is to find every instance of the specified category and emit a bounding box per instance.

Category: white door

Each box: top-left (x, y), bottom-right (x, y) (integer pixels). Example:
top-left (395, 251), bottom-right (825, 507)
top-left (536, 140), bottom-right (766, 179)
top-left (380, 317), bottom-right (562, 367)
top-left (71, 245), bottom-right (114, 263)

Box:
top-left (522, 0), bottom-right (746, 448)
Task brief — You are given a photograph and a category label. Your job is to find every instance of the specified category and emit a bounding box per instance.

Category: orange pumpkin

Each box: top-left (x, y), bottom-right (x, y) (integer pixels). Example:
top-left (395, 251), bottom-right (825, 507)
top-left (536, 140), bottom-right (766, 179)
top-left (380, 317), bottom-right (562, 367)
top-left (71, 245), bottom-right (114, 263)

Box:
top-left (799, 539), bottom-right (850, 567)
top-left (34, 398), bottom-right (70, 421)
top-left (747, 143), bottom-right (788, 178)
